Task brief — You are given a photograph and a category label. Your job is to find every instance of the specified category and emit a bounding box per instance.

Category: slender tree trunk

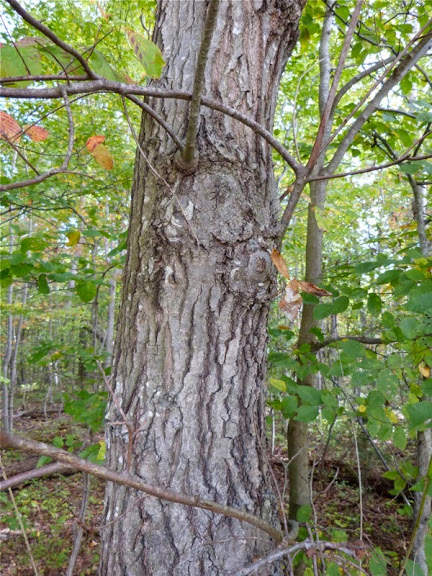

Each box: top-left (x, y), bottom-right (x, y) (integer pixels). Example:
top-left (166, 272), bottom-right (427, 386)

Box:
top-left (287, 178), bottom-right (327, 520)
top-left (100, 2), bottom-right (303, 574)
top-left (287, 2), bottom-right (333, 524)
top-left (411, 179), bottom-right (431, 575)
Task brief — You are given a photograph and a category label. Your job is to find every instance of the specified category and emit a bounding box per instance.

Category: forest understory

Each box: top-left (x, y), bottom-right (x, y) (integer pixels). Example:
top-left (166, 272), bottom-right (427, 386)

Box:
top-left (0, 410), bottom-right (413, 576)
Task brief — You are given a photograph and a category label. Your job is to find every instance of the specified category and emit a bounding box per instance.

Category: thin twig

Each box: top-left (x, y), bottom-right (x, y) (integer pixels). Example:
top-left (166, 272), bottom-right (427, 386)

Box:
top-left (66, 472), bottom-right (90, 576)
top-left (125, 94), bottom-right (184, 151)
top-left (0, 455), bottom-right (40, 576)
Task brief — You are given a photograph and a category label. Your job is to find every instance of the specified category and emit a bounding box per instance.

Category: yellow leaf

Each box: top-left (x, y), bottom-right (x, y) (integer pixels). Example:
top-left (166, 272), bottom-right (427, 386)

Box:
top-left (385, 408), bottom-right (399, 424)
top-left (419, 364), bottom-right (431, 378)
top-left (91, 143), bottom-right (114, 170)
top-left (358, 405), bottom-right (366, 413)
top-left (66, 229), bottom-right (81, 247)
top-left (271, 249), bottom-right (290, 279)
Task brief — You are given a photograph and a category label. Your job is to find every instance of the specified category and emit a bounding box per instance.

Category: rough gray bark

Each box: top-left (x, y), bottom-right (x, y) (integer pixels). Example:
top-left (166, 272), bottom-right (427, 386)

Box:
top-left (100, 1), bottom-right (303, 575)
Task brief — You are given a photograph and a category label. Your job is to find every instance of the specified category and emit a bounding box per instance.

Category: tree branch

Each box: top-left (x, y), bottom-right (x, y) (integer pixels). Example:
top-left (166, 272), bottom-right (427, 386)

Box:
top-left (312, 335), bottom-right (383, 352)
top-left (326, 30), bottom-right (432, 175)
top-left (309, 152), bottom-right (432, 182)
top-left (5, 0), bottom-right (95, 78)
top-left (233, 540), bottom-right (365, 576)
top-left (183, 0), bottom-right (219, 164)
top-left (307, 0), bottom-right (364, 170)
top-left (0, 461), bottom-right (73, 491)
top-left (0, 80), bottom-right (302, 174)
top-left (125, 94), bottom-right (184, 152)
top-left (0, 430), bottom-right (284, 542)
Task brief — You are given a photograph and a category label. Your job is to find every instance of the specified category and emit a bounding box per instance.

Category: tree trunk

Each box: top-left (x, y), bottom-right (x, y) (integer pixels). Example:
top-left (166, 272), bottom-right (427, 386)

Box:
top-left (100, 1), bottom-right (303, 575)
top-left (287, 178), bottom-right (326, 520)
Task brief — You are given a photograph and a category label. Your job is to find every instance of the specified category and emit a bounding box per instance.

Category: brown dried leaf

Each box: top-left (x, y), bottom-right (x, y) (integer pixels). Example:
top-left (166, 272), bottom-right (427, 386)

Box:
top-left (297, 280), bottom-right (332, 297)
top-left (278, 280), bottom-right (302, 322)
top-left (25, 124), bottom-right (49, 142)
top-left (271, 249), bottom-right (290, 280)
top-left (0, 111), bottom-right (21, 142)
top-left (91, 143), bottom-right (113, 170)
top-left (86, 135), bottom-right (105, 152)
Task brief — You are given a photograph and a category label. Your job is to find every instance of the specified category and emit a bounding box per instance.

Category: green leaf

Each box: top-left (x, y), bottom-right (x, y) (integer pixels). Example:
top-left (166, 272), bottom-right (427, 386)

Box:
top-left (281, 395), bottom-right (298, 418)
top-left (404, 402), bottom-right (432, 430)
top-left (339, 339), bottom-right (366, 359)
top-left (126, 29), bottom-right (165, 78)
top-left (76, 280), bottom-right (97, 303)
top-left (269, 378), bottom-right (286, 393)
top-left (404, 559), bottom-right (426, 576)
top-left (369, 547), bottom-right (388, 576)
top-left (0, 45), bottom-right (42, 86)
top-left (297, 385), bottom-right (321, 405)
top-left (89, 49), bottom-right (128, 82)
top-left (326, 563), bottom-right (341, 576)
top-left (21, 236), bottom-right (47, 252)
top-left (296, 504), bottom-right (311, 522)
top-left (295, 405), bottom-right (319, 423)
top-left (400, 318), bottom-right (418, 339)
top-left (367, 293), bottom-right (382, 315)
top-left (393, 427), bottom-right (407, 450)
top-left (37, 274), bottom-right (50, 294)
top-left (313, 296), bottom-right (349, 320)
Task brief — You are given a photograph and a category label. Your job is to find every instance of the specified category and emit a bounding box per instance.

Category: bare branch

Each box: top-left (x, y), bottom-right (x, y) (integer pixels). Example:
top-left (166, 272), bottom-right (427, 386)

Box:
top-left (331, 56), bottom-right (395, 117)
top-left (307, 0), bottom-right (364, 170)
top-left (312, 336), bottom-right (383, 351)
top-left (183, 0), bottom-right (219, 164)
top-left (0, 461), bottom-right (73, 491)
top-left (0, 80), bottom-right (302, 174)
top-left (309, 152), bottom-right (432, 182)
top-left (125, 94), bottom-right (184, 152)
top-left (1, 74), bottom-right (88, 84)
top-left (0, 429), bottom-right (284, 542)
top-left (5, 0), bottom-right (95, 78)
top-left (326, 30), bottom-right (432, 175)
top-left (233, 540), bottom-right (365, 576)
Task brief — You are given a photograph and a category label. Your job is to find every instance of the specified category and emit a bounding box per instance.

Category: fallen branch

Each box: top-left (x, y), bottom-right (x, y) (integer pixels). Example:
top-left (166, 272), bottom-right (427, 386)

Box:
top-left (0, 461), bottom-right (74, 491)
top-left (0, 429), bottom-right (284, 542)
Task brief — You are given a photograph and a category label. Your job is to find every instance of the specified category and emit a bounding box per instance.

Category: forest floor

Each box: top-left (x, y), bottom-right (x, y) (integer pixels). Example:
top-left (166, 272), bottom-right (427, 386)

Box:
top-left (0, 412), bottom-right (412, 576)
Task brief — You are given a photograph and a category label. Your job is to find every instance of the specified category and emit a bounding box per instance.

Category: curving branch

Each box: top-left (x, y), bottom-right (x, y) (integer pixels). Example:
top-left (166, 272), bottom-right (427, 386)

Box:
top-left (125, 94), bottom-right (184, 152)
top-left (0, 429), bottom-right (284, 542)
top-left (182, 0), bottom-right (220, 164)
top-left (5, 0), bottom-right (95, 78)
